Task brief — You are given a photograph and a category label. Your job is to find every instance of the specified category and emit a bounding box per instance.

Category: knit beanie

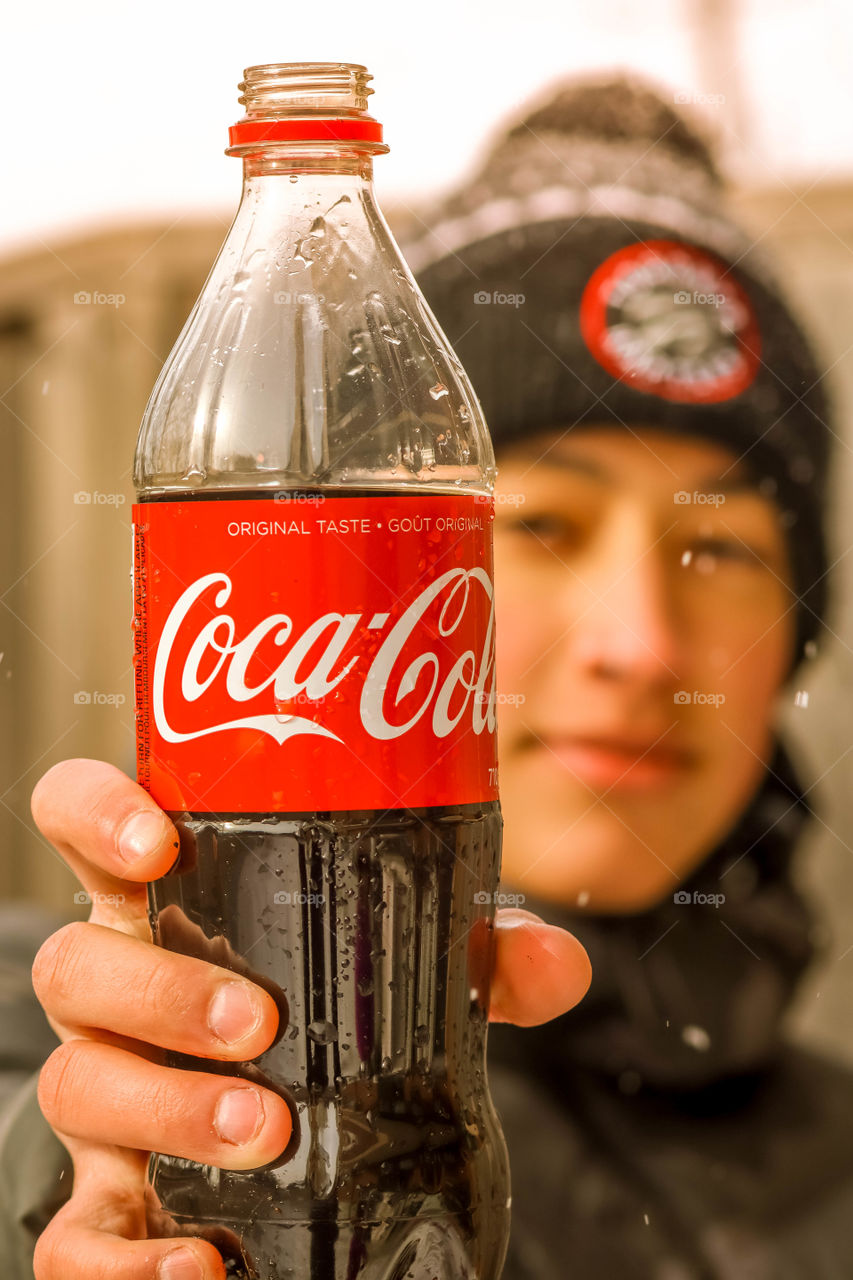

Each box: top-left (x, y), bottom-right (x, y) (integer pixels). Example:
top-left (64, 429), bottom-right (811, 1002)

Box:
top-left (402, 76), bottom-right (833, 665)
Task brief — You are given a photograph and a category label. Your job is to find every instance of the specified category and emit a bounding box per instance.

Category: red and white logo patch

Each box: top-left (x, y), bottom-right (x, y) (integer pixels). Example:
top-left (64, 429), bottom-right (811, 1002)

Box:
top-left (579, 239), bottom-right (761, 404)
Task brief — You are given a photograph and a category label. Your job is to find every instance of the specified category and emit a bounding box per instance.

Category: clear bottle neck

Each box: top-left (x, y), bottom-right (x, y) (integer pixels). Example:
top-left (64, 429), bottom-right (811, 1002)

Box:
top-left (241, 149), bottom-right (375, 181)
top-left (235, 148), bottom-right (377, 224)
top-left (226, 61), bottom-right (387, 187)
top-left (225, 150), bottom-right (388, 285)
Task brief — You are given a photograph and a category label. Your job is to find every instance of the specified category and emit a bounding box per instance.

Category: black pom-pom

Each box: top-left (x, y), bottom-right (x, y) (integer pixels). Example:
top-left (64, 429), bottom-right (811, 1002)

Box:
top-left (502, 75), bottom-right (722, 185)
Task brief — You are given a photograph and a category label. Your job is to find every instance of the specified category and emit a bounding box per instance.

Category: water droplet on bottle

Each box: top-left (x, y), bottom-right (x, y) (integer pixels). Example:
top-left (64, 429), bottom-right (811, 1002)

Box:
top-left (307, 1020), bottom-right (338, 1045)
top-left (356, 977), bottom-right (374, 997)
top-left (413, 1024), bottom-right (429, 1047)
top-left (429, 383), bottom-right (449, 400)
top-left (682, 1024), bottom-right (711, 1052)
top-left (289, 174), bottom-right (299, 183)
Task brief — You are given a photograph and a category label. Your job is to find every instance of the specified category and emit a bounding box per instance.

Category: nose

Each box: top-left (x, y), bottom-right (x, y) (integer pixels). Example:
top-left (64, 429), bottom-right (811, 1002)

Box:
top-left (565, 507), bottom-right (680, 687)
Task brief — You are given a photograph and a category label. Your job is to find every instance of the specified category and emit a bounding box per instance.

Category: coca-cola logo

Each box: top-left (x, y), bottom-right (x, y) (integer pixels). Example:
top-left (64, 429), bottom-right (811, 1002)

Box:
top-left (152, 567), bottom-right (496, 749)
top-left (135, 495), bottom-right (498, 811)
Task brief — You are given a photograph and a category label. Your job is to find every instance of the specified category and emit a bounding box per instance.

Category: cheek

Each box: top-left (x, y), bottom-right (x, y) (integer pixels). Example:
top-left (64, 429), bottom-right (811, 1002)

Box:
top-left (494, 614), bottom-right (533, 742)
top-left (493, 562), bottom-right (553, 690)
top-left (494, 609), bottom-right (531, 690)
top-left (720, 642), bottom-right (787, 742)
top-left (686, 577), bottom-right (792, 693)
top-left (690, 607), bottom-right (790, 772)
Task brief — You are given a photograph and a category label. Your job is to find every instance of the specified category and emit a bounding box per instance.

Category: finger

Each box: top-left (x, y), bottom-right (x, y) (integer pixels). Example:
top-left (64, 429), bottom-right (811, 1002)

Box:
top-left (33, 922), bottom-right (281, 1060)
top-left (38, 1041), bottom-right (292, 1172)
top-left (489, 909), bottom-right (592, 1026)
top-left (36, 1207), bottom-right (227, 1280)
top-left (36, 1236), bottom-right (224, 1280)
top-left (34, 1142), bottom-right (241, 1279)
top-left (31, 760), bottom-right (180, 907)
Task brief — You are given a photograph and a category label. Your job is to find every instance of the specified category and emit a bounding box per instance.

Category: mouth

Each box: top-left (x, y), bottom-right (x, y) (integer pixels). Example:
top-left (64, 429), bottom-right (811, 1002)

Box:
top-left (532, 731), bottom-right (695, 791)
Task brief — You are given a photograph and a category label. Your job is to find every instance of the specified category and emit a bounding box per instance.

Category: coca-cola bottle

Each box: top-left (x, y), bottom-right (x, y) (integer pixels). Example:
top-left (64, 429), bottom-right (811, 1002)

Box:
top-left (132, 62), bottom-right (510, 1280)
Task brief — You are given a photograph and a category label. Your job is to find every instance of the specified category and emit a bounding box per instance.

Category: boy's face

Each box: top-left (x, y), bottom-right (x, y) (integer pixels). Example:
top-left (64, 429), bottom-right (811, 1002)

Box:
top-left (493, 425), bottom-right (796, 914)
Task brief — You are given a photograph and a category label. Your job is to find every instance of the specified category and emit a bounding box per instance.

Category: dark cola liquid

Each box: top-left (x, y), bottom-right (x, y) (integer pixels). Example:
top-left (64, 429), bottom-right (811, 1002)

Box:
top-left (142, 491), bottom-right (510, 1280)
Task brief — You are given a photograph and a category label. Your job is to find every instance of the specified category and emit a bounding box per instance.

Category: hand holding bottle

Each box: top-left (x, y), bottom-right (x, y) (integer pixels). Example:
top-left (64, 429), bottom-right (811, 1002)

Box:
top-left (31, 758), bottom-right (591, 1280)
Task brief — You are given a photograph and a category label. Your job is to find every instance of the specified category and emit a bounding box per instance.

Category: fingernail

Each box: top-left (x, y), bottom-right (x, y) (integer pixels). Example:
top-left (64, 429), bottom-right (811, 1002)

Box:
top-left (214, 1087), bottom-right (264, 1145)
top-left (157, 1246), bottom-right (203, 1280)
top-left (495, 909), bottom-right (542, 930)
top-left (208, 981), bottom-right (263, 1044)
top-left (117, 809), bottom-right (168, 864)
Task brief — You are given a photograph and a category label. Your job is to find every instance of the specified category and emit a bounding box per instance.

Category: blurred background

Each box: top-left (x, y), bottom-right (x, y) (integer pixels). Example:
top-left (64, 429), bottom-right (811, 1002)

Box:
top-left (2, 0), bottom-right (853, 1060)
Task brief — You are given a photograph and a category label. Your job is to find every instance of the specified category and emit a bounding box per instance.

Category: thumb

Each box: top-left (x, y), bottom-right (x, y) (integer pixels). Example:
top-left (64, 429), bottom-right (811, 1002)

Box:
top-left (489, 908), bottom-right (592, 1027)
top-left (32, 759), bottom-right (180, 939)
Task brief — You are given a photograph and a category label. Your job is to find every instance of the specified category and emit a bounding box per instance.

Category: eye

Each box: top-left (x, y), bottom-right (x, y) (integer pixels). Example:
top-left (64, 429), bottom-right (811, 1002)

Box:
top-left (681, 536), bottom-right (767, 570)
top-left (503, 512), bottom-right (581, 544)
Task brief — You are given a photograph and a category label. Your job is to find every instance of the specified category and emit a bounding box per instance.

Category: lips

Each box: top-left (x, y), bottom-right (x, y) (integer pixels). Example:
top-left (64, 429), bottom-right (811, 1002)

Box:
top-left (533, 731), bottom-right (695, 791)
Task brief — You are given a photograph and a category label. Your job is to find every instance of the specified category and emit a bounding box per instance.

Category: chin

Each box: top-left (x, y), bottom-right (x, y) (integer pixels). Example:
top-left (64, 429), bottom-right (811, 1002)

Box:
top-left (513, 864), bottom-right (682, 916)
top-left (500, 749), bottom-right (760, 915)
top-left (499, 794), bottom-right (702, 917)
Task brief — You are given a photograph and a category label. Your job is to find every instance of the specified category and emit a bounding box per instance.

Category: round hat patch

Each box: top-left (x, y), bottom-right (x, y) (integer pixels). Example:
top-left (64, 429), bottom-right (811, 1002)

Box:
top-left (579, 238), bottom-right (761, 404)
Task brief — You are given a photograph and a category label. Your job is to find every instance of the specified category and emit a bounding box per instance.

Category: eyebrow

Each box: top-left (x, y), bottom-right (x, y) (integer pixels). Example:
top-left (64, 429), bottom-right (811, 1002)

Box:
top-left (689, 475), bottom-right (763, 496)
top-left (512, 450), bottom-right (611, 482)
top-left (510, 449), bottom-right (764, 496)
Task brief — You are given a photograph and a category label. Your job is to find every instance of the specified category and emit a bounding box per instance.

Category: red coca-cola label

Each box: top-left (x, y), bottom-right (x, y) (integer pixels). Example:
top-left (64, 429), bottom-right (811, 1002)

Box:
top-left (132, 495), bottom-right (498, 813)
